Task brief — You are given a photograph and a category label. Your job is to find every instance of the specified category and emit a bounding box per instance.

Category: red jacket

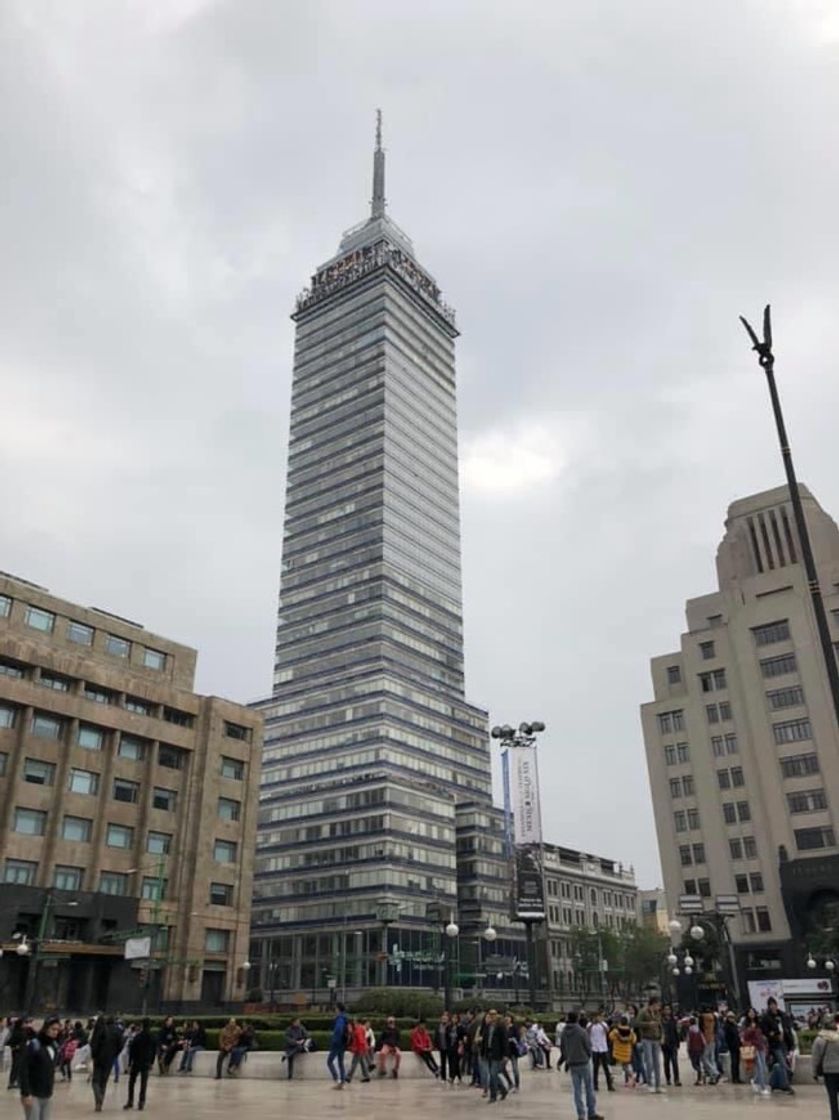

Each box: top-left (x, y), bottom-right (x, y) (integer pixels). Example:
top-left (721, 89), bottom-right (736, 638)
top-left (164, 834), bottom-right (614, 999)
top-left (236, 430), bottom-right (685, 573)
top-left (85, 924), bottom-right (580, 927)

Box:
top-left (410, 1026), bottom-right (433, 1054)
top-left (349, 1024), bottom-right (368, 1055)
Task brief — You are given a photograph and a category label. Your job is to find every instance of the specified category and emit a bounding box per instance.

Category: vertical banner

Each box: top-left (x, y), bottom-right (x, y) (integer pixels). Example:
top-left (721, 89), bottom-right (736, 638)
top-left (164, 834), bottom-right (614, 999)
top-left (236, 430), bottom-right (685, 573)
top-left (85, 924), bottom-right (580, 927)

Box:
top-left (502, 748), bottom-right (513, 858)
top-left (512, 744), bottom-right (543, 845)
top-left (510, 742), bottom-right (546, 920)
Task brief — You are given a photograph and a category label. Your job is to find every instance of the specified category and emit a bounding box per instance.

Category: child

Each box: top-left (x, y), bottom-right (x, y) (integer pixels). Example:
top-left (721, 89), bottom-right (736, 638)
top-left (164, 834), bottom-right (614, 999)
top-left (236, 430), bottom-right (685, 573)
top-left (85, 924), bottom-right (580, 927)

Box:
top-left (608, 1016), bottom-right (637, 1087)
top-left (686, 1017), bottom-right (705, 1085)
top-left (59, 1036), bottom-right (78, 1082)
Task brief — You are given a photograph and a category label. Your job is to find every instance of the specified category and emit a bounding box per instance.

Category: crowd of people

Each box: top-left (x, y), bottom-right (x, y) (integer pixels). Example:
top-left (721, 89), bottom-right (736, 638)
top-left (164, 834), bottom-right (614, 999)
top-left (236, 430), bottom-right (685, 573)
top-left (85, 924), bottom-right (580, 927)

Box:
top-left (3, 996), bottom-right (839, 1119)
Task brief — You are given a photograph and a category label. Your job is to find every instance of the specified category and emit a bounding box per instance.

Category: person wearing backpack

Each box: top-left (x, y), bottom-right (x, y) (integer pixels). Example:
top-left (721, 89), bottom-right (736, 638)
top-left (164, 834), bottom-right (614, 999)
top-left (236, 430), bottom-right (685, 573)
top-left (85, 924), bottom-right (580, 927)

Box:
top-left (812, 1013), bottom-right (839, 1120)
top-left (19, 1016), bottom-right (61, 1120)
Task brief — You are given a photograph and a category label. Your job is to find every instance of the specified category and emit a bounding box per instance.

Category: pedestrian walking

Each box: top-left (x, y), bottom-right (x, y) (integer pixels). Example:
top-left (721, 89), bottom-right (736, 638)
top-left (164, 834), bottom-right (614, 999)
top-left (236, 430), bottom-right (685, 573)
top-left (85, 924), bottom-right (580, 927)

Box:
top-left (559, 1011), bottom-right (603, 1120)
top-left (90, 1016), bottom-right (123, 1112)
top-left (19, 1016), bottom-right (60, 1120)
top-left (722, 1012), bottom-right (742, 1083)
top-left (812, 1012), bottom-right (839, 1120)
top-left (635, 995), bottom-right (664, 1093)
top-left (124, 1019), bottom-right (154, 1112)
top-left (661, 1004), bottom-right (681, 1087)
top-left (608, 1016), bottom-right (637, 1087)
top-left (479, 1009), bottom-right (508, 1103)
top-left (346, 1018), bottom-right (370, 1083)
top-left (327, 1003), bottom-right (349, 1089)
top-left (741, 1008), bottom-right (769, 1096)
top-left (588, 1011), bottom-right (614, 1092)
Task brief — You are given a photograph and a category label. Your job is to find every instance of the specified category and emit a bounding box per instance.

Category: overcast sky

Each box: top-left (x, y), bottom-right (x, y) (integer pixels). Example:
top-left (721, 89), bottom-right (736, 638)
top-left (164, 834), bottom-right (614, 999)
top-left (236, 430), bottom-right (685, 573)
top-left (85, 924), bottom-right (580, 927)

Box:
top-left (3, 1), bottom-right (839, 888)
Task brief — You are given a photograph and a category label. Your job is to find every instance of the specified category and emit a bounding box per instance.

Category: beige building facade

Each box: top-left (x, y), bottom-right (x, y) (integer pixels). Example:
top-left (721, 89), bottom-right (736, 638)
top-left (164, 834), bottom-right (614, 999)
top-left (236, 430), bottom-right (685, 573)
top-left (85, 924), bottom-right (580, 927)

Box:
top-left (0, 572), bottom-right (261, 1013)
top-left (642, 485), bottom-right (839, 989)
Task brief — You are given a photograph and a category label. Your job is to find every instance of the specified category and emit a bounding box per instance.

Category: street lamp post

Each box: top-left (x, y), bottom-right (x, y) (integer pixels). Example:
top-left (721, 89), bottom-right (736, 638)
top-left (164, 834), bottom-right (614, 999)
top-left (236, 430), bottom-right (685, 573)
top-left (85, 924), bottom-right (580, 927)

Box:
top-left (21, 892), bottom-right (79, 1012)
top-left (442, 918), bottom-right (459, 1010)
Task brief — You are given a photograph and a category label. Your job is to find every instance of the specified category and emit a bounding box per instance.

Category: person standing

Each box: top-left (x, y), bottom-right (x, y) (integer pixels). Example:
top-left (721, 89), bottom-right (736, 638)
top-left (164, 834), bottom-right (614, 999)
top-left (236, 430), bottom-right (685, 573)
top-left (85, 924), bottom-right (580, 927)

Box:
top-left (346, 1018), bottom-right (370, 1083)
top-left (740, 1008), bottom-right (769, 1096)
top-left (697, 1006), bottom-right (719, 1085)
top-left (560, 1011), bottom-right (603, 1120)
top-left (479, 1009), bottom-right (508, 1103)
top-left (8, 1018), bottom-right (33, 1092)
top-left (760, 997), bottom-right (793, 1094)
top-left (327, 1003), bottom-right (349, 1089)
top-left (124, 1019), bottom-right (154, 1112)
top-left (283, 1019), bottom-right (309, 1081)
top-left (723, 1012), bottom-right (742, 1084)
top-left (588, 1011), bottom-right (614, 1092)
top-left (215, 1019), bottom-right (241, 1080)
top-left (19, 1016), bottom-right (60, 1120)
top-left (661, 1004), bottom-right (681, 1087)
top-left (608, 1015), bottom-right (637, 1087)
top-left (90, 1016), bottom-right (123, 1113)
top-left (635, 995), bottom-right (664, 1093)
top-left (812, 1012), bottom-right (839, 1120)
top-left (434, 1013), bottom-right (450, 1084)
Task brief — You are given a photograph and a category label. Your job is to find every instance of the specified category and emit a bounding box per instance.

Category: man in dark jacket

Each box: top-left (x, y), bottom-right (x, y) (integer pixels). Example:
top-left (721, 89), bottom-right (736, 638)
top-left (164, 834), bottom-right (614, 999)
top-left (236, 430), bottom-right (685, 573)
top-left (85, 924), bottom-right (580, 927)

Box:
top-left (760, 998), bottom-right (793, 1094)
top-left (479, 1010), bottom-right (508, 1103)
top-left (90, 1016), bottom-right (123, 1112)
top-left (124, 1019), bottom-right (155, 1111)
top-left (7, 1017), bottom-right (33, 1091)
top-left (19, 1016), bottom-right (61, 1120)
top-left (560, 1011), bottom-right (603, 1120)
top-left (661, 1004), bottom-right (682, 1087)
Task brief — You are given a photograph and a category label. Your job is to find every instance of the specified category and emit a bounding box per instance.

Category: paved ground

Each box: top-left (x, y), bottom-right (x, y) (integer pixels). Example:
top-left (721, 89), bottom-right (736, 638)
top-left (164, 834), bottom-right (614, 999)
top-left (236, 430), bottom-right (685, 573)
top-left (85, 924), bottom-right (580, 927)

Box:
top-left (0, 1073), bottom-right (824, 1120)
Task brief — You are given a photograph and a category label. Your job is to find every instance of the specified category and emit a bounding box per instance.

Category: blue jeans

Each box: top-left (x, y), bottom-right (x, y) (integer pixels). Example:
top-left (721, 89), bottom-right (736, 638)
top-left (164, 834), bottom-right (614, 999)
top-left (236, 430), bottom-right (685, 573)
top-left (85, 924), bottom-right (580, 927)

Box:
top-left (701, 1040), bottom-right (718, 1081)
top-left (488, 1059), bottom-right (506, 1101)
top-left (769, 1046), bottom-right (789, 1090)
top-left (752, 1051), bottom-right (767, 1090)
top-left (642, 1039), bottom-right (661, 1089)
top-left (180, 1046), bottom-right (203, 1072)
top-left (570, 1063), bottom-right (597, 1120)
top-left (327, 1046), bottom-right (347, 1083)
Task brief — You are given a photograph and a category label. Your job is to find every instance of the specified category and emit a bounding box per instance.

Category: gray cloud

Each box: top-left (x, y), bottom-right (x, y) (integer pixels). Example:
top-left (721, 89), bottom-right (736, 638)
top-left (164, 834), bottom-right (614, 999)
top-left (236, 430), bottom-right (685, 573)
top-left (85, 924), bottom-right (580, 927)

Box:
top-left (3, 0), bottom-right (839, 886)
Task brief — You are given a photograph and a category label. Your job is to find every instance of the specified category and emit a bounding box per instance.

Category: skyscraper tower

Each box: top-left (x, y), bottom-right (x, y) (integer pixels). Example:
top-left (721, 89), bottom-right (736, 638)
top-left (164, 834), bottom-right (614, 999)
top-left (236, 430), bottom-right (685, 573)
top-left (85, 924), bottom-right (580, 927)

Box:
top-left (250, 118), bottom-right (507, 996)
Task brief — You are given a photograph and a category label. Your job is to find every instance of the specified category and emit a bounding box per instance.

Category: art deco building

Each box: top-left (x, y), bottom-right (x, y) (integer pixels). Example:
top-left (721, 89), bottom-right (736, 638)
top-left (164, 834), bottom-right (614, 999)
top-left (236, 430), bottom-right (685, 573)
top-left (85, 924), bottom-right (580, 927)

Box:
top-left (0, 571), bottom-right (261, 1012)
top-left (250, 120), bottom-right (523, 997)
top-left (642, 485), bottom-right (839, 990)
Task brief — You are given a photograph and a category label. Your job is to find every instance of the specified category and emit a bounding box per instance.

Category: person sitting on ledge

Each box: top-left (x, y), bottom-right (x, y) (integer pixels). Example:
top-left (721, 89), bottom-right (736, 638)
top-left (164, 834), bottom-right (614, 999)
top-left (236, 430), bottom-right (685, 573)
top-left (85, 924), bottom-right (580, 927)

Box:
top-left (377, 1017), bottom-right (402, 1078)
top-left (410, 1021), bottom-right (439, 1077)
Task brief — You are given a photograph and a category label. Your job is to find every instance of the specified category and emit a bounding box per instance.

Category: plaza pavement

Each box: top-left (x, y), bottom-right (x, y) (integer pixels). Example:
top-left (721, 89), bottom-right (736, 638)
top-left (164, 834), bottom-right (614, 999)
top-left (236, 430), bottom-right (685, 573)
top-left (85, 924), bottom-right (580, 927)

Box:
top-left (0, 1071), bottom-right (823, 1120)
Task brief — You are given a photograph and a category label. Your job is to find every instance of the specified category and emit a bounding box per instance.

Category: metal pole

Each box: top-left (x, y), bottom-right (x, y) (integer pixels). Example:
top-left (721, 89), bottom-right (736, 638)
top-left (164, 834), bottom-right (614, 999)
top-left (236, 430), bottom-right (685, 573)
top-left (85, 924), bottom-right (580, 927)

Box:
top-left (340, 916), bottom-right (347, 1004)
top-left (23, 893), bottom-right (54, 1012)
top-left (741, 306), bottom-right (839, 731)
top-left (443, 930), bottom-right (452, 1011)
top-left (526, 922), bottom-right (536, 1008)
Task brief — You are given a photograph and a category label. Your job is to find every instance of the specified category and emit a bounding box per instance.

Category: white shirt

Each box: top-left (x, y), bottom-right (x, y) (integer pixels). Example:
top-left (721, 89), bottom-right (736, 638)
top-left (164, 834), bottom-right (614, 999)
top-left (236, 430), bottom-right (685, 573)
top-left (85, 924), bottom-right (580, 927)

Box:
top-left (589, 1022), bottom-right (609, 1053)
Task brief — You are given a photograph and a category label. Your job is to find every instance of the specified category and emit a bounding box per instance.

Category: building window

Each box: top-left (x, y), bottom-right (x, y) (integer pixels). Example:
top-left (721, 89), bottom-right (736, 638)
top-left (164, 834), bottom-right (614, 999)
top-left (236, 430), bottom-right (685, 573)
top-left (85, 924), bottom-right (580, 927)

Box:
top-left (742, 909), bottom-right (756, 934)
top-left (67, 620), bottom-right (94, 645)
top-left (683, 878), bottom-right (697, 895)
top-left (220, 756), bottom-right (244, 781)
top-left (0, 658), bottom-right (26, 679)
top-left (787, 789), bottom-right (828, 813)
top-left (68, 769), bottom-right (98, 796)
top-left (744, 836), bottom-right (758, 858)
top-left (218, 797), bottom-right (241, 822)
top-left (32, 713), bottom-right (63, 740)
top-left (4, 859), bottom-right (38, 885)
top-left (0, 704), bottom-right (17, 729)
top-left (736, 801), bottom-right (751, 822)
top-left (736, 874), bottom-right (749, 894)
top-left (723, 802), bottom-right (737, 825)
top-left (711, 735), bottom-right (725, 757)
top-left (752, 620), bottom-right (791, 646)
top-left (53, 866), bottom-right (83, 891)
top-left (699, 641), bottom-right (715, 660)
top-left (152, 788), bottom-right (176, 812)
top-left (14, 807), bottom-right (47, 835)
top-left (750, 873), bottom-right (764, 893)
top-left (682, 775), bottom-right (695, 796)
top-left (213, 839), bottom-right (237, 863)
top-left (795, 827), bottom-right (836, 851)
top-left (667, 666), bottom-right (681, 685)
top-left (718, 770), bottom-right (732, 790)
top-left (0, 594), bottom-right (11, 617)
top-left (23, 758), bottom-right (56, 786)
top-left (147, 831), bottom-right (172, 855)
top-left (38, 672), bottom-right (71, 692)
top-left (62, 815), bottom-right (92, 842)
top-left (162, 707), bottom-right (193, 727)
top-left (25, 606), bottom-right (55, 633)
top-left (100, 872), bottom-right (128, 896)
top-left (700, 669), bottom-right (727, 692)
top-left (706, 703), bottom-right (732, 723)
top-left (760, 653), bottom-right (797, 679)
top-left (205, 928), bottom-right (230, 953)
top-left (670, 778), bottom-right (683, 798)
top-left (84, 685), bottom-right (116, 705)
top-left (729, 838), bottom-right (743, 859)
top-left (767, 686), bottom-right (805, 710)
top-left (224, 721), bottom-right (251, 742)
top-left (105, 634), bottom-right (131, 659)
top-left (118, 734), bottom-right (146, 761)
top-left (124, 696), bottom-right (154, 716)
top-left (658, 710), bottom-right (685, 734)
top-left (780, 753), bottom-right (820, 778)
top-left (141, 877), bottom-right (167, 901)
top-left (698, 878), bottom-right (711, 898)
top-left (0, 751), bottom-right (6, 774)
top-left (113, 778), bottom-right (140, 804)
top-left (692, 843), bottom-right (706, 863)
top-left (664, 744), bottom-right (676, 765)
top-left (158, 745), bottom-right (185, 770)
top-left (731, 766), bottom-right (744, 787)
top-left (679, 845), bottom-right (692, 866)
top-left (210, 882), bottom-right (233, 906)
top-left (756, 907), bottom-right (772, 932)
top-left (142, 648), bottom-right (166, 671)
top-left (677, 742), bottom-right (690, 763)
top-left (106, 823), bottom-right (134, 849)
top-left (687, 808), bottom-right (701, 830)
top-left (77, 724), bottom-right (104, 751)
top-left (773, 719), bottom-right (812, 744)
top-left (725, 733), bottom-right (738, 754)
top-left (674, 811), bottom-right (687, 833)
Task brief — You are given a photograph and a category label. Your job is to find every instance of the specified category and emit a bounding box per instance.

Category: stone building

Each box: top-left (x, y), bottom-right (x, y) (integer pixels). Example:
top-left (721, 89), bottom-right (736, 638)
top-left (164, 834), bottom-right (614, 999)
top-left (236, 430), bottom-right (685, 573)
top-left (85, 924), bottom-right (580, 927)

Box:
top-left (0, 571), bottom-right (261, 1013)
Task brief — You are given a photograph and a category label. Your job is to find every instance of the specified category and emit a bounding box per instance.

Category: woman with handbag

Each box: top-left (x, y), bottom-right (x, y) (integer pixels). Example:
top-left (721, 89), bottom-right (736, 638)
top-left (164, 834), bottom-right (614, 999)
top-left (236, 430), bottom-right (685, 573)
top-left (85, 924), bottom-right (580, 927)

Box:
top-left (812, 1013), bottom-right (839, 1120)
top-left (740, 1008), bottom-right (769, 1097)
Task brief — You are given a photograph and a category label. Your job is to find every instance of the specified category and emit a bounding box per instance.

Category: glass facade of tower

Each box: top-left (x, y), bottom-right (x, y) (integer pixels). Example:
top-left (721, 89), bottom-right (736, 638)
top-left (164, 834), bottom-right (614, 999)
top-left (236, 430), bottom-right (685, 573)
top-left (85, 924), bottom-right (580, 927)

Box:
top-left (249, 148), bottom-right (519, 995)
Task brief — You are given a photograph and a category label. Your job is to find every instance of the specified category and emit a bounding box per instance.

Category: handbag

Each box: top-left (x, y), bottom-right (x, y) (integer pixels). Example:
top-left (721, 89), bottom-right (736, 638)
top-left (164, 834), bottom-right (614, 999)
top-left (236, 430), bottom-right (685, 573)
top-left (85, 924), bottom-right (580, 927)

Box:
top-left (740, 1044), bottom-right (756, 1064)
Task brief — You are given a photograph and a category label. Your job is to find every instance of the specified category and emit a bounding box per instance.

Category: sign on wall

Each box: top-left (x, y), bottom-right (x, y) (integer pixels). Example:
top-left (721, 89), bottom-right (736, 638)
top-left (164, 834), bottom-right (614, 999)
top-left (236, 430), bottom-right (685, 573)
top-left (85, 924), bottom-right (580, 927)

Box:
top-left (511, 744), bottom-right (543, 846)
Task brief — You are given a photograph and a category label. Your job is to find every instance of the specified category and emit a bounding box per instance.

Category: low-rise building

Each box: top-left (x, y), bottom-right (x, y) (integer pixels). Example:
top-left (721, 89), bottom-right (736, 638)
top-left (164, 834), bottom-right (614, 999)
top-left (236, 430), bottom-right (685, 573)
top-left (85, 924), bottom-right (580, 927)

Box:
top-left (0, 572), bottom-right (261, 1013)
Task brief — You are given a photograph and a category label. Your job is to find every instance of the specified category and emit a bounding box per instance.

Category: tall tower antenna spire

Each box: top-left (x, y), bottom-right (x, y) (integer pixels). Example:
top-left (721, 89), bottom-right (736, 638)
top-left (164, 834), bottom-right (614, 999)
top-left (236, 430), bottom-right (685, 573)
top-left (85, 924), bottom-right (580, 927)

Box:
top-left (371, 109), bottom-right (386, 218)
